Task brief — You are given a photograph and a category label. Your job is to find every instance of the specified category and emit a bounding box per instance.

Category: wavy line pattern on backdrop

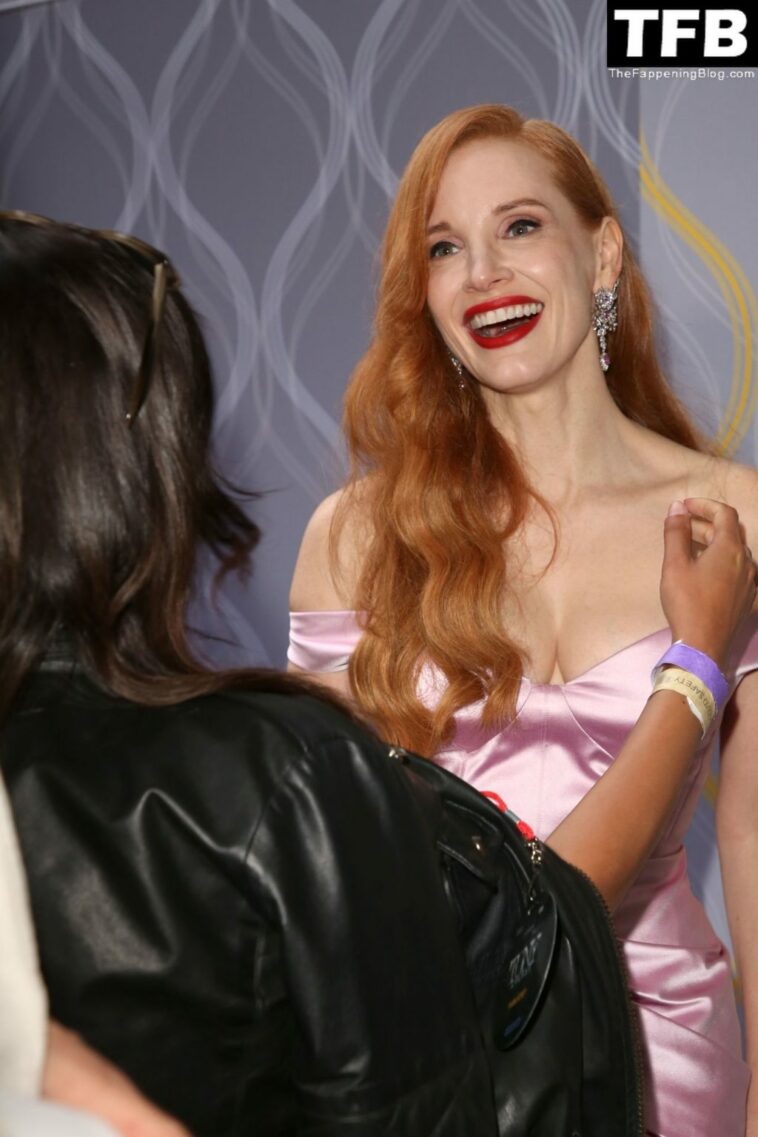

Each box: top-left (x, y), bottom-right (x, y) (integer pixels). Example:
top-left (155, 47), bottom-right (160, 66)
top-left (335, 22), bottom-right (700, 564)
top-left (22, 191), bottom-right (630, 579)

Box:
top-left (0, 0), bottom-right (648, 499)
top-left (0, 0), bottom-right (749, 921)
top-left (639, 82), bottom-right (725, 430)
top-left (641, 135), bottom-right (758, 457)
top-left (3, 0), bottom-right (750, 483)
top-left (0, 0), bottom-right (60, 13)
top-left (583, 0), bottom-right (642, 170)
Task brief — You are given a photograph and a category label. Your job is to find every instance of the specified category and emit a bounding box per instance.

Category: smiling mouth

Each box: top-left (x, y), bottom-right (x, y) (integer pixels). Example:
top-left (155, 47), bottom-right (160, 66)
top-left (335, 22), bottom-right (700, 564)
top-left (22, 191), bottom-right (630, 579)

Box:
top-left (468, 301), bottom-right (543, 337)
top-left (464, 298), bottom-right (544, 350)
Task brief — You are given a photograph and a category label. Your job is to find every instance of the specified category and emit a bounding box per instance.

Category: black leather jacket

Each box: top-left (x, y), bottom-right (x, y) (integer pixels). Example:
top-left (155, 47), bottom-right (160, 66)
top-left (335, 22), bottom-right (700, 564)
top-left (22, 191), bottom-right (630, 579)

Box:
top-left (2, 661), bottom-right (499, 1136)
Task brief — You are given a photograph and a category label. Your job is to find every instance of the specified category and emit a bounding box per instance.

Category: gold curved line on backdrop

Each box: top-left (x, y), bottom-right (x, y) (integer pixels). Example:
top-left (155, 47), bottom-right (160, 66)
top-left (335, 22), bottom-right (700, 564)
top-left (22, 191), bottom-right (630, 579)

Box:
top-left (640, 136), bottom-right (755, 452)
top-left (640, 133), bottom-right (758, 456)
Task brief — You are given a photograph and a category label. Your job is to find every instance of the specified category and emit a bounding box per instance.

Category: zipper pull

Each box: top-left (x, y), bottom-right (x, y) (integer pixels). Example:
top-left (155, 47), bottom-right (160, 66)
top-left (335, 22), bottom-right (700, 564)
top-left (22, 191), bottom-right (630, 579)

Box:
top-left (528, 837), bottom-right (543, 869)
top-left (525, 835), bottom-right (544, 908)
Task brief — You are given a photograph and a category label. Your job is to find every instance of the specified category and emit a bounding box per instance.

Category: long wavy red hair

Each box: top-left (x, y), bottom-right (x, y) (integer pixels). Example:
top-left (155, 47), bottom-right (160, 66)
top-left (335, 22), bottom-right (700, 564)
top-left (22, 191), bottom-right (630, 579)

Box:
top-left (336, 104), bottom-right (702, 756)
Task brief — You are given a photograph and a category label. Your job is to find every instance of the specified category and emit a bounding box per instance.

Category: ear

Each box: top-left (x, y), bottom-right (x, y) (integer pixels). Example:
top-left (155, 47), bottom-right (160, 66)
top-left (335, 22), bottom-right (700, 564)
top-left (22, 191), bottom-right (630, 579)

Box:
top-left (593, 217), bottom-right (624, 290)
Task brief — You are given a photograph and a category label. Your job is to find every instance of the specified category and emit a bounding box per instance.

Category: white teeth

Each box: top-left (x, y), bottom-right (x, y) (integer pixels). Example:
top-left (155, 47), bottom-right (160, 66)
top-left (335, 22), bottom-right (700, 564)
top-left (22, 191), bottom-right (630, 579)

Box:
top-left (469, 301), bottom-right (543, 330)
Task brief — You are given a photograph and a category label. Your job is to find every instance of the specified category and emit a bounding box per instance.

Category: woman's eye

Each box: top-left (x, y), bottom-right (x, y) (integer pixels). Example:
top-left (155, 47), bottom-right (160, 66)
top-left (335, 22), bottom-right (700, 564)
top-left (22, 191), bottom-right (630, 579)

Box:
top-left (429, 240), bottom-right (459, 259)
top-left (506, 218), bottom-right (539, 238)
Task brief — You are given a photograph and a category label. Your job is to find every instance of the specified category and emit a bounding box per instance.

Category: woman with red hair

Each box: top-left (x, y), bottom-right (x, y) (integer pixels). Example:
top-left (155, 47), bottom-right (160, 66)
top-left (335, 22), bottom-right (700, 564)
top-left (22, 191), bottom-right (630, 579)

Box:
top-left (290, 105), bottom-right (758, 1136)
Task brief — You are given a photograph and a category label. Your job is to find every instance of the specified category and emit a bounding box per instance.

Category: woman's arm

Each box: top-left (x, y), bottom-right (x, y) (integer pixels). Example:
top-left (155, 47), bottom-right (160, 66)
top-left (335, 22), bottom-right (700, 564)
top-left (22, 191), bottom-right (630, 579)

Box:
top-left (548, 499), bottom-right (756, 909)
top-left (42, 1024), bottom-right (189, 1137)
top-left (718, 670), bottom-right (758, 1136)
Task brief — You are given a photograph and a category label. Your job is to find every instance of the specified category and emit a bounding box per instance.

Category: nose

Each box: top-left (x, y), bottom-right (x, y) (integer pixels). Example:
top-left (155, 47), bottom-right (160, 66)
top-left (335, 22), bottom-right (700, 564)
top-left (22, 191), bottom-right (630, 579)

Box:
top-left (465, 242), bottom-right (514, 292)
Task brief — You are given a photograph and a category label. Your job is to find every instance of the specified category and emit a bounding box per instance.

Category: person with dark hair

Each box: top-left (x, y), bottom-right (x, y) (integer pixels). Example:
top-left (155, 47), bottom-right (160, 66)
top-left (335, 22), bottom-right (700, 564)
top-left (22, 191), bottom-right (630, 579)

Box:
top-left (0, 212), bottom-right (500, 1136)
top-left (289, 105), bottom-right (758, 1136)
top-left (0, 211), bottom-right (753, 1137)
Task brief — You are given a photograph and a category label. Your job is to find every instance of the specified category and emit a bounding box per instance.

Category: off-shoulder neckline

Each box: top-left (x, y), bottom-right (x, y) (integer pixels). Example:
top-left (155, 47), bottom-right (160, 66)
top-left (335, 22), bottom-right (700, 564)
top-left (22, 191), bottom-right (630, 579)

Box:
top-left (289, 610), bottom-right (671, 689)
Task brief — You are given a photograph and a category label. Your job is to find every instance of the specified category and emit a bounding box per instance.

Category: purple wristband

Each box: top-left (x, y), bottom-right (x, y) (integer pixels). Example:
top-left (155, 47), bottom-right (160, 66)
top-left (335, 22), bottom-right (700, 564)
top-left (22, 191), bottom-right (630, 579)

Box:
top-left (652, 641), bottom-right (729, 710)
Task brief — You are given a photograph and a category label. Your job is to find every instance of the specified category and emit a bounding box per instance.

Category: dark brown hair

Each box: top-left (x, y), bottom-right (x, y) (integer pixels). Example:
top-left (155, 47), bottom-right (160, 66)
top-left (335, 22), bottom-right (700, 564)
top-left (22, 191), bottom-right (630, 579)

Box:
top-left (0, 216), bottom-right (336, 719)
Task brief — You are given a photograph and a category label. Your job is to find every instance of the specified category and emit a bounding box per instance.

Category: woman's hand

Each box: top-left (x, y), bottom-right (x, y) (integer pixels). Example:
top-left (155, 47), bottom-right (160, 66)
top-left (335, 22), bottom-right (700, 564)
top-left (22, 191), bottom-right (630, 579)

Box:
top-left (42, 1022), bottom-right (190, 1137)
top-left (551, 496), bottom-right (756, 907)
top-left (660, 498), bottom-right (757, 669)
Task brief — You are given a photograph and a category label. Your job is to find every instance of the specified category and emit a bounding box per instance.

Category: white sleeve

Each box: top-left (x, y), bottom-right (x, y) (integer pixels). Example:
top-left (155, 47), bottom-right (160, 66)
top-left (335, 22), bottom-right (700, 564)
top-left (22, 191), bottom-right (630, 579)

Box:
top-left (0, 1094), bottom-right (120, 1136)
top-left (0, 774), bottom-right (47, 1094)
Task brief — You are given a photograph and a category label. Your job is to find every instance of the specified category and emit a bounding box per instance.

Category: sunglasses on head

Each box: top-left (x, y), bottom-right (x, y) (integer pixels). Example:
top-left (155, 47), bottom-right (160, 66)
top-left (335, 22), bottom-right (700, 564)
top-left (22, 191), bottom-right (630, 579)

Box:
top-left (0, 209), bottom-right (181, 428)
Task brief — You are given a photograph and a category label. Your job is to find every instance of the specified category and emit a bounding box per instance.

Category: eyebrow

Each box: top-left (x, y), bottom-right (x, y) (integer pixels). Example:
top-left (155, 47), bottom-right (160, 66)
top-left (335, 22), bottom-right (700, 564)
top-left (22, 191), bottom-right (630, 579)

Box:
top-left (426, 198), bottom-right (549, 237)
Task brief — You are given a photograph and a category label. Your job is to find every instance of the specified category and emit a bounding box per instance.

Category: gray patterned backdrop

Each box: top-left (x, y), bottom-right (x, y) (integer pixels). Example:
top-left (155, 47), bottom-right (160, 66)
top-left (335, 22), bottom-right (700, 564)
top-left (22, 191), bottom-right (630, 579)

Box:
top-left (2, 0), bottom-right (757, 967)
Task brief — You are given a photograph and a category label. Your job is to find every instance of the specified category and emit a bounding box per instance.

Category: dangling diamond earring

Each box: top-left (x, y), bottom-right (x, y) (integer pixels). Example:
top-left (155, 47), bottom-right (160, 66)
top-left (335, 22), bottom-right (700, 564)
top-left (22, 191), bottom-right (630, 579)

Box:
top-left (592, 280), bottom-right (619, 373)
top-left (448, 352), bottom-right (466, 389)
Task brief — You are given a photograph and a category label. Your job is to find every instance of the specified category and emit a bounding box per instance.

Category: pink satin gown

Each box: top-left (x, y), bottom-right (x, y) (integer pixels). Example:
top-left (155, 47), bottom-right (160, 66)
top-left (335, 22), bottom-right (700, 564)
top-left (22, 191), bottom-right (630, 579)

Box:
top-left (288, 610), bottom-right (758, 1137)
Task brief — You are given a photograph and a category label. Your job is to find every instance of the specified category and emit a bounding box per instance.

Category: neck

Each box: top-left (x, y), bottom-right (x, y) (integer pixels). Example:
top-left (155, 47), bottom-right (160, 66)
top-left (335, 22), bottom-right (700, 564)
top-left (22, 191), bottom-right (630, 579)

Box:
top-left (480, 359), bottom-right (641, 505)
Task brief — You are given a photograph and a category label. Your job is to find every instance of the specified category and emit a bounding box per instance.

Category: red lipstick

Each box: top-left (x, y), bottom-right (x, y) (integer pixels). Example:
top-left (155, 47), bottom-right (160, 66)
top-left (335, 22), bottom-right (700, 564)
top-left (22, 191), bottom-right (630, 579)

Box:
top-left (464, 294), bottom-right (543, 351)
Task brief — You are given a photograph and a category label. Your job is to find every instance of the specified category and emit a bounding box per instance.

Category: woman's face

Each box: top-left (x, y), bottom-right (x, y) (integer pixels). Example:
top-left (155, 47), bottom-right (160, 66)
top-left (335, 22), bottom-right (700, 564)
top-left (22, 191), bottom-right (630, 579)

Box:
top-left (425, 137), bottom-right (613, 397)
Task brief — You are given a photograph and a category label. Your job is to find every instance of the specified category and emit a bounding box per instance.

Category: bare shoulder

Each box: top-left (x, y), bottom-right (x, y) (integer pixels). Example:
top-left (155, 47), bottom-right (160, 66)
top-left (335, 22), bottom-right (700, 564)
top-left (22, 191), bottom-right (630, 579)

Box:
top-left (648, 438), bottom-right (758, 538)
top-left (289, 485), bottom-right (370, 611)
top-left (721, 459), bottom-right (758, 528)
top-left (693, 455), bottom-right (758, 542)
